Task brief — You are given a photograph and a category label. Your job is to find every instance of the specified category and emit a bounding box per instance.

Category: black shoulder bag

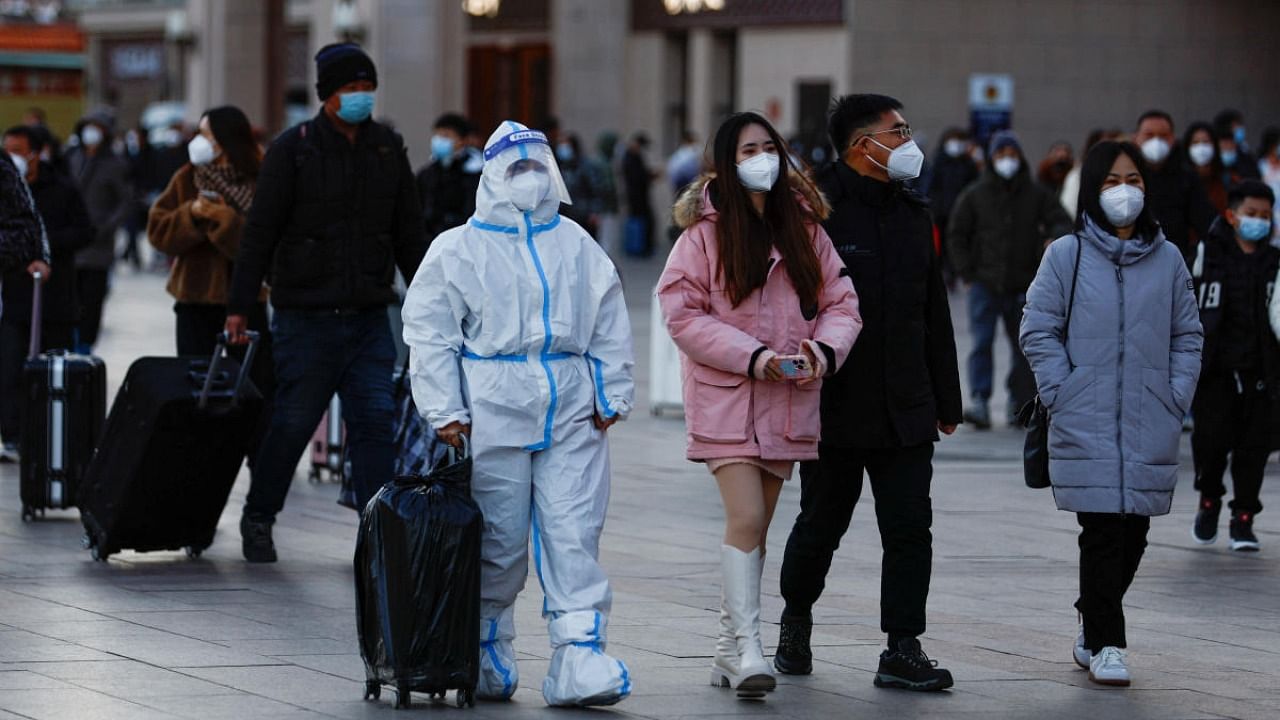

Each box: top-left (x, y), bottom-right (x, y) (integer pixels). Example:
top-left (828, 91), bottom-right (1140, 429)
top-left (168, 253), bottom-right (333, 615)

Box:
top-left (1018, 236), bottom-right (1082, 489)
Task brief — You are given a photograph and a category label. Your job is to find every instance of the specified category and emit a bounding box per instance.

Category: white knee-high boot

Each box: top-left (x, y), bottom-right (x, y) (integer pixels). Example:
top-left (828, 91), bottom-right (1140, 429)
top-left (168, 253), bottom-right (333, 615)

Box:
top-left (712, 545), bottom-right (776, 691)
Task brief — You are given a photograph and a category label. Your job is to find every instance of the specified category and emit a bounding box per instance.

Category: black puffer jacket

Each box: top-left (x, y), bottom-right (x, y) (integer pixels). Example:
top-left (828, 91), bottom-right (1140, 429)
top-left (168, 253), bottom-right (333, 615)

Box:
top-left (947, 162), bottom-right (1072, 294)
top-left (228, 111), bottom-right (426, 315)
top-left (816, 161), bottom-right (963, 449)
top-left (1145, 157), bottom-right (1218, 264)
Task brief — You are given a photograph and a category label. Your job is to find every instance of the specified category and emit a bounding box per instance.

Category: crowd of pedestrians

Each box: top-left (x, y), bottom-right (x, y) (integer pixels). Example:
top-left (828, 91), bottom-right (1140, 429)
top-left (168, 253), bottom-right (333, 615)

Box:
top-left (3, 38), bottom-right (1280, 707)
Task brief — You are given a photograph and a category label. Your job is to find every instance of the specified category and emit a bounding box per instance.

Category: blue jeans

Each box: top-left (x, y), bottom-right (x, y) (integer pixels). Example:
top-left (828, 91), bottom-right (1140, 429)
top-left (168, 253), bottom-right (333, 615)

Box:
top-left (967, 282), bottom-right (1035, 408)
top-left (244, 307), bottom-right (396, 521)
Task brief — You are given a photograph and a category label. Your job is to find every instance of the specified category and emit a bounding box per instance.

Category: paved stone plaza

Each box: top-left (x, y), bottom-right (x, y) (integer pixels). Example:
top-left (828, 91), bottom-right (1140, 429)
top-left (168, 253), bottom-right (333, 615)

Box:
top-left (1, 257), bottom-right (1277, 719)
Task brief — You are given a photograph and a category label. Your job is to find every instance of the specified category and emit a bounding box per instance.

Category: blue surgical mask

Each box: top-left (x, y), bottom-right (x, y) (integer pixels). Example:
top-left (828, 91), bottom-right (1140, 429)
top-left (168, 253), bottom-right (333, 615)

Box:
top-left (1234, 126), bottom-right (1247, 146)
top-left (555, 142), bottom-right (574, 162)
top-left (430, 135), bottom-right (455, 162)
top-left (1238, 216), bottom-right (1272, 242)
top-left (1221, 148), bottom-right (1238, 167)
top-left (336, 91), bottom-right (375, 124)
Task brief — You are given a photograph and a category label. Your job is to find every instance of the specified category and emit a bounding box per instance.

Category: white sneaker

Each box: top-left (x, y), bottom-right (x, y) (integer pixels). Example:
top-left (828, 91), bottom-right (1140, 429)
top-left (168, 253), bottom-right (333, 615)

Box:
top-left (1088, 646), bottom-right (1130, 687)
top-left (1073, 626), bottom-right (1090, 669)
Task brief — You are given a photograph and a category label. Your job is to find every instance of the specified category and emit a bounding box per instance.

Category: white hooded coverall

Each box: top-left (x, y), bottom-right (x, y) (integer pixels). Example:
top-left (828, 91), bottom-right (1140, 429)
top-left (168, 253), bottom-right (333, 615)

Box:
top-left (402, 121), bottom-right (635, 707)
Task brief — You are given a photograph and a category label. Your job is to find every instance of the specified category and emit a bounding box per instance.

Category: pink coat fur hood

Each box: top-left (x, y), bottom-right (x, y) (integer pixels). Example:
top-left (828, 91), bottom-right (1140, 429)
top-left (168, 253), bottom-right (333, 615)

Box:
top-left (657, 174), bottom-right (862, 461)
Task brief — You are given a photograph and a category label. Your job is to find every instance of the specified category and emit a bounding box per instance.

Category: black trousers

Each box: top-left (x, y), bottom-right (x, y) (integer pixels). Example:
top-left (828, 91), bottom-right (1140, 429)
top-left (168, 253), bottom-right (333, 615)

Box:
top-left (1192, 371), bottom-right (1271, 515)
top-left (0, 319), bottom-right (75, 444)
top-left (1076, 512), bottom-right (1150, 653)
top-left (780, 443), bottom-right (935, 639)
top-left (75, 268), bottom-right (109, 350)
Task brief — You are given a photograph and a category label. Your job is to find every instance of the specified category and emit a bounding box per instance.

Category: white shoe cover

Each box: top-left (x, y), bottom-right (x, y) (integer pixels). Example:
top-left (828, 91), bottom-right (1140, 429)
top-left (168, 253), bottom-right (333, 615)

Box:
top-left (478, 615), bottom-right (519, 700)
top-left (542, 611), bottom-right (632, 706)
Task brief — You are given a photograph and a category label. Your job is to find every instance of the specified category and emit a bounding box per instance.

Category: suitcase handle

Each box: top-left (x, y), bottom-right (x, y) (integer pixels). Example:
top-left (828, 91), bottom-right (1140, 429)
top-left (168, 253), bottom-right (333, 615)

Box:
top-left (198, 331), bottom-right (260, 409)
top-left (28, 270), bottom-right (43, 359)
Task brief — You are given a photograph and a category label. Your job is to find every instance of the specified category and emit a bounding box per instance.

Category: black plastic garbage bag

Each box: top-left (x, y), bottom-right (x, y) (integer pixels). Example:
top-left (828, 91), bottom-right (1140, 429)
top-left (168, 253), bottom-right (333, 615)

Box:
top-left (354, 439), bottom-right (482, 709)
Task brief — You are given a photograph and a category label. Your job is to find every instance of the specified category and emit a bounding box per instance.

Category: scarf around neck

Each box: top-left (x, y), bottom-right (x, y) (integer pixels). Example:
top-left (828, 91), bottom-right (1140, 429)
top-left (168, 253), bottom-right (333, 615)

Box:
top-left (192, 162), bottom-right (256, 215)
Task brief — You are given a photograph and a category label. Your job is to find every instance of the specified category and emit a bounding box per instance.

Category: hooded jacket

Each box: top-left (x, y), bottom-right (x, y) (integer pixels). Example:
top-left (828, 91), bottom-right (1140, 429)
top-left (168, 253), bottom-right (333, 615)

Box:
top-left (403, 121), bottom-right (634, 450)
top-left (63, 143), bottom-right (131, 271)
top-left (948, 157), bottom-right (1072, 294)
top-left (1020, 216), bottom-right (1203, 516)
top-left (658, 173), bottom-right (862, 461)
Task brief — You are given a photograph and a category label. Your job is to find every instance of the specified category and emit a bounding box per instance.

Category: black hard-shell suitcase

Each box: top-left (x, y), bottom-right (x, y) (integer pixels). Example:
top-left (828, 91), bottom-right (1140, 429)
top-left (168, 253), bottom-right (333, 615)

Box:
top-left (355, 438), bottom-right (482, 710)
top-left (79, 334), bottom-right (263, 562)
top-left (18, 271), bottom-right (106, 521)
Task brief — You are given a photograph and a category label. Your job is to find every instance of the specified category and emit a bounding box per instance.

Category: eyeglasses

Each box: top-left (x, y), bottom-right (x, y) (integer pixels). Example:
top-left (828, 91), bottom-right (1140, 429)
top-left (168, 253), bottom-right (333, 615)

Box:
top-left (855, 126), bottom-right (913, 147)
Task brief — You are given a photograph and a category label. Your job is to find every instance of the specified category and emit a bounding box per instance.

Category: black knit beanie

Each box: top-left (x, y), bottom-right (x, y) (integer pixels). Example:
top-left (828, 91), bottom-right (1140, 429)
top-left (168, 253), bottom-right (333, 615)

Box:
top-left (314, 43), bottom-right (377, 101)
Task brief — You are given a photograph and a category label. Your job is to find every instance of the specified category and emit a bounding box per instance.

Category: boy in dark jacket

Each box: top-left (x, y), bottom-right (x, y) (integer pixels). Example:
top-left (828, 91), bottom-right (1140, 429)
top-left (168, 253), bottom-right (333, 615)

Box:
top-left (1190, 180), bottom-right (1278, 552)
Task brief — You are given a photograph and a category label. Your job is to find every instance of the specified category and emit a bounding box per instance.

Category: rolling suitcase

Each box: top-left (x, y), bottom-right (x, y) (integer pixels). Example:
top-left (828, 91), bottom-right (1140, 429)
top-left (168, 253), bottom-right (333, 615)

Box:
top-left (356, 438), bottom-right (482, 710)
top-left (19, 271), bottom-right (106, 521)
top-left (78, 333), bottom-right (263, 562)
top-left (648, 287), bottom-right (684, 416)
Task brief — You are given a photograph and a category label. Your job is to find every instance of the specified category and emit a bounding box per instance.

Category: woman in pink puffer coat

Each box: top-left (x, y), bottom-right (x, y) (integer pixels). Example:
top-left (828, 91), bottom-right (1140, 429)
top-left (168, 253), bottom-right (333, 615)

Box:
top-left (657, 111), bottom-right (861, 696)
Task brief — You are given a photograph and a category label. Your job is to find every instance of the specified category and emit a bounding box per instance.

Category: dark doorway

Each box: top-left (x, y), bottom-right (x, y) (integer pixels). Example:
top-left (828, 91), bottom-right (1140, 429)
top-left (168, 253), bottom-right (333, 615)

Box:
top-left (467, 44), bottom-right (551, 136)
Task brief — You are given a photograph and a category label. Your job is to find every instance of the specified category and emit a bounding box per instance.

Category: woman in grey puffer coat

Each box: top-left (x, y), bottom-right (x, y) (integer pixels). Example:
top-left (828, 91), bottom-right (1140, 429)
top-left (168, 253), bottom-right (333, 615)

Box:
top-left (1020, 141), bottom-right (1202, 688)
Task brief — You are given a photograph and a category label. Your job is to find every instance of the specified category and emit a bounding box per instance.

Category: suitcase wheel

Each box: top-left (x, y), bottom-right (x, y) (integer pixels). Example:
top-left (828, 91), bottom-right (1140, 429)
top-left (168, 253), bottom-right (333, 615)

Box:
top-left (90, 545), bottom-right (109, 562)
top-left (308, 466), bottom-right (321, 483)
top-left (184, 545), bottom-right (207, 560)
top-left (80, 533), bottom-right (92, 549)
top-left (21, 505), bottom-right (35, 523)
top-left (457, 688), bottom-right (474, 708)
top-left (393, 681), bottom-right (411, 709)
top-left (362, 680), bottom-right (380, 701)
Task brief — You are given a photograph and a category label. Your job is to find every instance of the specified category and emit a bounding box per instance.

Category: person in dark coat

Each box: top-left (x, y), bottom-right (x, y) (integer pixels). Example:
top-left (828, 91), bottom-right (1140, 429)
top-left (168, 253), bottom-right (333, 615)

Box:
top-left (415, 112), bottom-right (482, 243)
top-left (1133, 110), bottom-right (1218, 265)
top-left (948, 130), bottom-right (1073, 428)
top-left (924, 127), bottom-right (979, 287)
top-left (775, 94), bottom-right (963, 692)
top-left (63, 114), bottom-right (132, 351)
top-left (1213, 109), bottom-right (1261, 184)
top-left (1190, 181), bottom-right (1277, 552)
top-left (223, 43), bottom-right (427, 563)
top-left (622, 132), bottom-right (655, 256)
top-left (1, 125), bottom-right (93, 459)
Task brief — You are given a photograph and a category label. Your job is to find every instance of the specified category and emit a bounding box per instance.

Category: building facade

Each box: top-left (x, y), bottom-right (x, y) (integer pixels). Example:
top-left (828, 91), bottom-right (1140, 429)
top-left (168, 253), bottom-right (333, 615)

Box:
top-left (49, 0), bottom-right (1280, 177)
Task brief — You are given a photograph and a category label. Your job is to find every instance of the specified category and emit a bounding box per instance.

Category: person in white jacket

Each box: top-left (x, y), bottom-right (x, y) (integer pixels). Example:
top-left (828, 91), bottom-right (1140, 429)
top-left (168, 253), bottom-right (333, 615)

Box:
top-left (402, 120), bottom-right (635, 707)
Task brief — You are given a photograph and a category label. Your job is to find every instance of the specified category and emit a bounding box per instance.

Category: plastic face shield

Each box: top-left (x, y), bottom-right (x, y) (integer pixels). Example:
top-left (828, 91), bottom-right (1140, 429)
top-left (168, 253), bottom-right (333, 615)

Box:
top-left (483, 128), bottom-right (572, 206)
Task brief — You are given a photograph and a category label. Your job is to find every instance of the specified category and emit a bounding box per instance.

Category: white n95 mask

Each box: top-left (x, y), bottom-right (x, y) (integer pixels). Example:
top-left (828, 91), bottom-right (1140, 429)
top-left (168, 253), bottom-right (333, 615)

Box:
top-left (1100, 184), bottom-right (1145, 228)
top-left (736, 152), bottom-right (780, 192)
top-left (508, 169), bottom-right (550, 211)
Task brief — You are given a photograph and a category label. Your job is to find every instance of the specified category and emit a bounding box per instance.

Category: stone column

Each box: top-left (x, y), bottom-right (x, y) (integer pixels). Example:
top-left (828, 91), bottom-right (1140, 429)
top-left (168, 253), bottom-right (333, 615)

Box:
top-left (685, 28), bottom-right (715, 150)
top-left (551, 0), bottom-right (628, 149)
top-left (184, 0), bottom-right (267, 125)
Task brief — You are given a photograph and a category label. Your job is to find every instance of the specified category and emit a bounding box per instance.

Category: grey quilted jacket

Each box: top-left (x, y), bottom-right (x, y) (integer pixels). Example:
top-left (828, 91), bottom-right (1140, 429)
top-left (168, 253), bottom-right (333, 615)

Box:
top-left (1019, 216), bottom-right (1203, 516)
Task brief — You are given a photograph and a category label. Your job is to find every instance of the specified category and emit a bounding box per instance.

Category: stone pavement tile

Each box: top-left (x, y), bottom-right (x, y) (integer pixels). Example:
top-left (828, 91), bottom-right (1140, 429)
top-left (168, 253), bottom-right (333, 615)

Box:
top-left (5, 582), bottom-right (204, 614)
top-left (221, 638), bottom-right (354, 658)
top-left (0, 670), bottom-right (75, 690)
top-left (0, 688), bottom-right (183, 720)
top-left (106, 610), bottom-right (287, 642)
top-left (180, 665), bottom-right (364, 705)
top-left (0, 629), bottom-right (118, 663)
top-left (29, 659), bottom-right (233, 698)
top-left (0, 589), bottom-right (106, 624)
top-left (71, 634), bottom-right (282, 668)
top-left (136, 693), bottom-right (332, 720)
top-left (280, 653), bottom-right (365, 682)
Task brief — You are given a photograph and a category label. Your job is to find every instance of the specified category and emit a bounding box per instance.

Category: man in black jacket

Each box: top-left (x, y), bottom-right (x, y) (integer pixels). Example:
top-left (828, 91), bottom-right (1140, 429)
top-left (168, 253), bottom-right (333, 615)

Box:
top-left (225, 43), bottom-right (426, 562)
top-left (948, 130), bottom-right (1072, 428)
top-left (1, 126), bottom-right (91, 461)
top-left (1134, 110), bottom-right (1218, 264)
top-left (776, 94), bottom-right (963, 691)
top-left (1190, 181), bottom-right (1277, 553)
top-left (415, 112), bottom-right (482, 243)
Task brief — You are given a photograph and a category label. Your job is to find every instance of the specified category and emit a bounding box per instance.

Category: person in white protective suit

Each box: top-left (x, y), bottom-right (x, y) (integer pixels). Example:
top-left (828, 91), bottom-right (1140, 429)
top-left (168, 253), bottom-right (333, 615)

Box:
top-left (402, 120), bottom-right (635, 707)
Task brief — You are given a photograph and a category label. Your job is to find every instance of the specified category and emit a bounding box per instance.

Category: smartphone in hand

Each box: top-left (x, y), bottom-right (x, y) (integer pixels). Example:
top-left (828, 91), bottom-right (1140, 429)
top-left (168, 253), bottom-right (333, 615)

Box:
top-left (776, 355), bottom-right (812, 380)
